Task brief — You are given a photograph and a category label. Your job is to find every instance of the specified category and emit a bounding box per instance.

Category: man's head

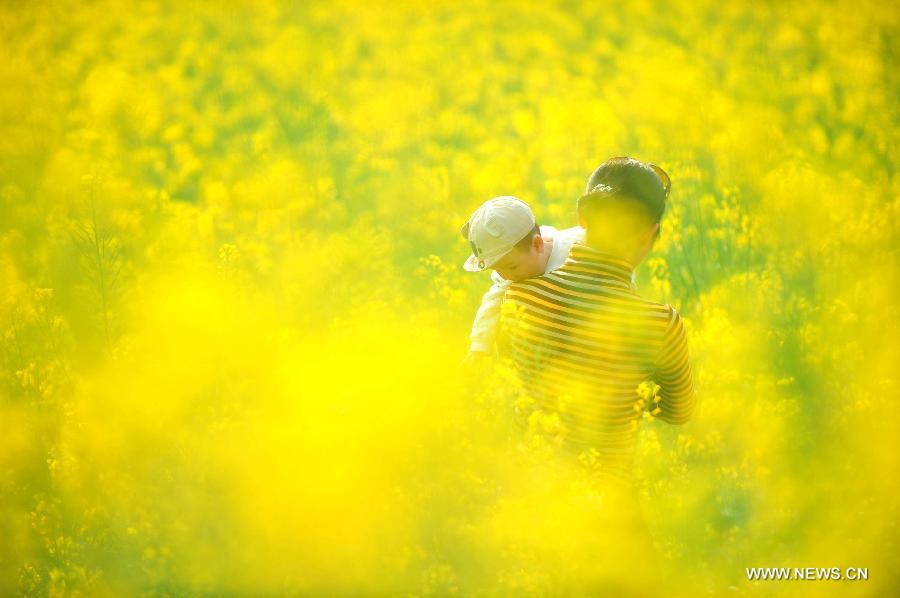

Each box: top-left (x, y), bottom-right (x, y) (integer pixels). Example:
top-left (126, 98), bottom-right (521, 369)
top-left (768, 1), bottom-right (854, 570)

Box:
top-left (578, 157), bottom-right (671, 266)
top-left (460, 196), bottom-right (546, 282)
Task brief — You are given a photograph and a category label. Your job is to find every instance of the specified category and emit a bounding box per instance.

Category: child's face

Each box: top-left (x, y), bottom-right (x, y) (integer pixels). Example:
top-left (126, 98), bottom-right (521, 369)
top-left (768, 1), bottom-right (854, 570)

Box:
top-left (492, 237), bottom-right (545, 282)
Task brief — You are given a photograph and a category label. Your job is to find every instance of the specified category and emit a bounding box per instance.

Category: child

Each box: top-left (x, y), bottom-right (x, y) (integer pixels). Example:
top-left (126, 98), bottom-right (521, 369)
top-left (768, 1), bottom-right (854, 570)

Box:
top-left (460, 195), bottom-right (635, 361)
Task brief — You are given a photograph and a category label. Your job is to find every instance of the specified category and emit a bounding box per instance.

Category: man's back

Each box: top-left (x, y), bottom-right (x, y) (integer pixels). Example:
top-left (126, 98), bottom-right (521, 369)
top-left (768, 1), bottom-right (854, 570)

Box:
top-left (499, 243), bottom-right (695, 483)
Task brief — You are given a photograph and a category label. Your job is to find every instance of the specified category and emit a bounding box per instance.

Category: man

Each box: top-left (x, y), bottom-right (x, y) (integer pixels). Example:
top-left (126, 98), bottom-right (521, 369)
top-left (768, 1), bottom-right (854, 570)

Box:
top-left (497, 156), bottom-right (696, 591)
top-left (499, 156), bottom-right (695, 469)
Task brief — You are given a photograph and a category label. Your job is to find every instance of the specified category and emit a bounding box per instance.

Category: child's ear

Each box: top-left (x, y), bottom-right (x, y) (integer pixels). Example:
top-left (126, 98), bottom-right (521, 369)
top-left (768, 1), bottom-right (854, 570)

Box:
top-left (533, 234), bottom-right (544, 252)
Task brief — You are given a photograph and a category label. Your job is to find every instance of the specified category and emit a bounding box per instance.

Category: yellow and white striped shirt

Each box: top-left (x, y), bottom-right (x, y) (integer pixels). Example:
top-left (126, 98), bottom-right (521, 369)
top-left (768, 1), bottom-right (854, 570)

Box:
top-left (498, 243), bottom-right (695, 482)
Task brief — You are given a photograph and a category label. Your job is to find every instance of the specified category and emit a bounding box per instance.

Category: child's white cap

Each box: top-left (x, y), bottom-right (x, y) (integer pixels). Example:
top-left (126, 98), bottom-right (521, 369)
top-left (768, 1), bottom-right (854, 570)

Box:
top-left (459, 196), bottom-right (536, 272)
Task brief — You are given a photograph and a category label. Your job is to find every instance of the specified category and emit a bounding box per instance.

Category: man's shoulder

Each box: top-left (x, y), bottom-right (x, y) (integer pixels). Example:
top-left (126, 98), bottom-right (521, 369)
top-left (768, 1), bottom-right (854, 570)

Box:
top-left (628, 291), bottom-right (678, 316)
top-left (506, 273), bottom-right (551, 291)
top-left (505, 271), bottom-right (556, 298)
top-left (638, 300), bottom-right (682, 333)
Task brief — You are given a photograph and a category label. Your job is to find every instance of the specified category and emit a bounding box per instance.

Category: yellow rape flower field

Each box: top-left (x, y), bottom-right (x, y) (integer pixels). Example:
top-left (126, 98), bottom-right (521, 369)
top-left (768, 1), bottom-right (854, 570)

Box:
top-left (1, 0), bottom-right (898, 596)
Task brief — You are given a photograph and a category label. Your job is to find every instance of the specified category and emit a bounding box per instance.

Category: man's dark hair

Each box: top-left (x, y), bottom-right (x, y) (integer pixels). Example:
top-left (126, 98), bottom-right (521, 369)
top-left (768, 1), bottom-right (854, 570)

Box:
top-left (514, 224), bottom-right (540, 251)
top-left (583, 157), bottom-right (670, 223)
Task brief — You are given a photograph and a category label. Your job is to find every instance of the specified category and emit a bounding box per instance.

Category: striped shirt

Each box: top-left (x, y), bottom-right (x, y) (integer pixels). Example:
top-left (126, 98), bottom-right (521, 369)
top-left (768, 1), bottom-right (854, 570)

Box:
top-left (498, 243), bottom-right (695, 483)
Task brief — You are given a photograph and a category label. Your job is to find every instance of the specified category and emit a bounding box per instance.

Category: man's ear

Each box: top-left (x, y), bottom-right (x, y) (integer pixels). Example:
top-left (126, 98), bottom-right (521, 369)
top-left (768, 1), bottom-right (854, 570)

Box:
top-left (577, 211), bottom-right (587, 229)
top-left (647, 222), bottom-right (661, 245)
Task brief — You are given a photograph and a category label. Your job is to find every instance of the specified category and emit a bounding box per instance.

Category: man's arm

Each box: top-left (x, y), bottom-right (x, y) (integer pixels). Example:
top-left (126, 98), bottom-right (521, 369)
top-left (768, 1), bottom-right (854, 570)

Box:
top-left (652, 305), bottom-right (696, 424)
top-left (468, 271), bottom-right (512, 354)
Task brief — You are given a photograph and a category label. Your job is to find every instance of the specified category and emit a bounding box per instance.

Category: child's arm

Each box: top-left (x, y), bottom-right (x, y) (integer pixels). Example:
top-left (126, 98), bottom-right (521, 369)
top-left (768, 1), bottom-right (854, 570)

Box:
top-left (469, 270), bottom-right (512, 354)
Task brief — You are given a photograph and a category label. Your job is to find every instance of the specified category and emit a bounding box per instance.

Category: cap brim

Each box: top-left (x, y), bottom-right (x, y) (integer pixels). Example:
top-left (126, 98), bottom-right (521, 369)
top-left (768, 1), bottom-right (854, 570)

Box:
top-left (463, 251), bottom-right (509, 272)
top-left (463, 251), bottom-right (507, 272)
top-left (463, 254), bottom-right (486, 272)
